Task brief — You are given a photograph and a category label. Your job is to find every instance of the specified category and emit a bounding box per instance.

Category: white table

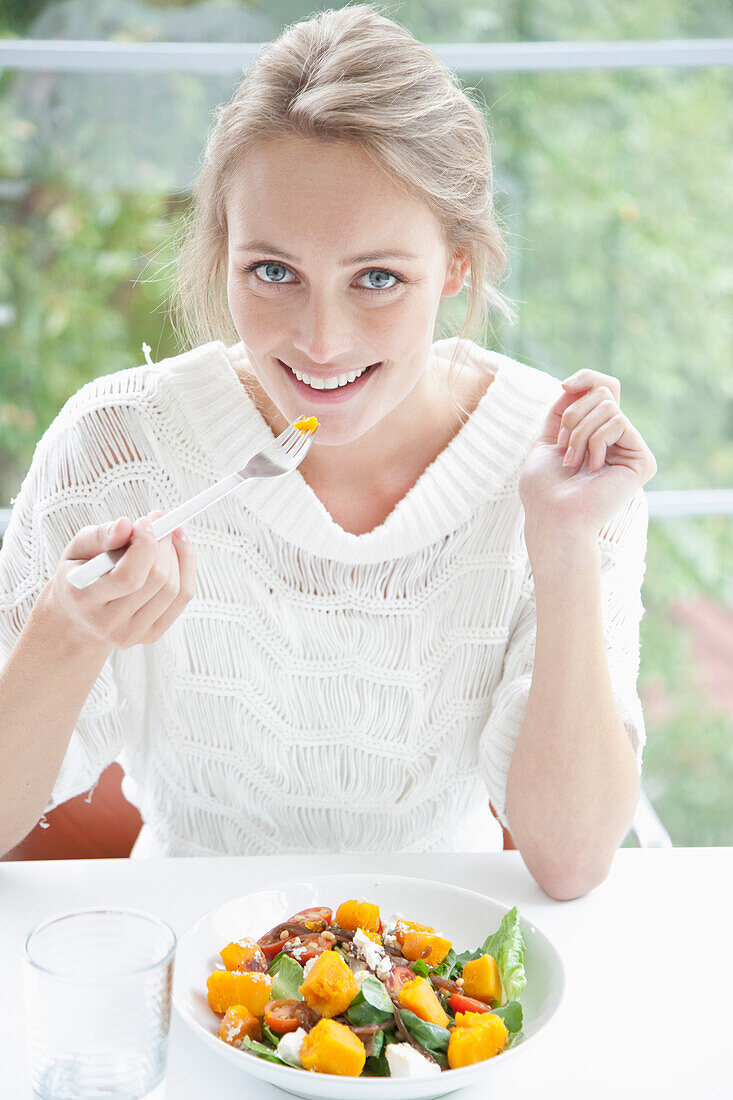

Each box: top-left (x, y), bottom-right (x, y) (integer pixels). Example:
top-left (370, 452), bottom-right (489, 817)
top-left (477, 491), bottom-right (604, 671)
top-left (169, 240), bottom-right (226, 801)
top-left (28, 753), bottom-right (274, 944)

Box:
top-left (3, 849), bottom-right (732, 1099)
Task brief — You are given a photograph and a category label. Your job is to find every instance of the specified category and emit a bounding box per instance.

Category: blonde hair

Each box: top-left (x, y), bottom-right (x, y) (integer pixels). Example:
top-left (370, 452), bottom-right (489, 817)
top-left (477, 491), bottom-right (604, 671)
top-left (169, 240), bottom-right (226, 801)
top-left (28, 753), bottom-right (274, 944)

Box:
top-left (171, 2), bottom-right (516, 418)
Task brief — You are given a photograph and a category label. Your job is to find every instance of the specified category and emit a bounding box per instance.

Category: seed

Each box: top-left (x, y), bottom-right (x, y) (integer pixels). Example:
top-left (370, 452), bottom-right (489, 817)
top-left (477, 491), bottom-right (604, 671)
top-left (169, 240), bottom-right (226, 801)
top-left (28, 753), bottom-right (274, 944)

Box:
top-left (279, 931), bottom-right (289, 940)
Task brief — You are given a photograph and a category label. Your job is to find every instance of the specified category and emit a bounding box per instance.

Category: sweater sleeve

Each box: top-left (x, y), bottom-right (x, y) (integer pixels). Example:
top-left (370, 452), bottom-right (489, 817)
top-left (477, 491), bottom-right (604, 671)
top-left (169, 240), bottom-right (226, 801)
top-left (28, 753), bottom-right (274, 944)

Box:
top-left (478, 486), bottom-right (649, 830)
top-left (0, 377), bottom-right (158, 814)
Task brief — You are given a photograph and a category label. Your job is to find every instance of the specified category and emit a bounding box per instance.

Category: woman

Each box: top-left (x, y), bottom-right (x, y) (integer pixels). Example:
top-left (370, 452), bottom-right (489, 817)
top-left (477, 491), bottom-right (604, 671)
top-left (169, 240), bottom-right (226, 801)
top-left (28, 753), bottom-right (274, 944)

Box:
top-left (0, 5), bottom-right (656, 897)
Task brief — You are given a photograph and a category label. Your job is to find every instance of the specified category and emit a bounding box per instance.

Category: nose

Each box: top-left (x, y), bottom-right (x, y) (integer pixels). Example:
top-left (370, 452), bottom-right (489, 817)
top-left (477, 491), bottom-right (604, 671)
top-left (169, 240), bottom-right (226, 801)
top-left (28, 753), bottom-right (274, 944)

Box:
top-left (289, 289), bottom-right (356, 365)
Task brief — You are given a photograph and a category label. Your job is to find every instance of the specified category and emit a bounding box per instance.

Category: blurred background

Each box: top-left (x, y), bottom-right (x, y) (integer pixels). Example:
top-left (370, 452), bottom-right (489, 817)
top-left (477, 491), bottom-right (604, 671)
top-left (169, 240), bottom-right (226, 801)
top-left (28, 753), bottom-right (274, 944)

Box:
top-left (0, 0), bottom-right (731, 850)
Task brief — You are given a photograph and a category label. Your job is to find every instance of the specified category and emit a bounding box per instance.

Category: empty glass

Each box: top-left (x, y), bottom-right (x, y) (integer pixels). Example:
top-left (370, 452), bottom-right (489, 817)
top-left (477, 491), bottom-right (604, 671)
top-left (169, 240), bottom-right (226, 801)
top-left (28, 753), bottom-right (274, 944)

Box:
top-left (23, 907), bottom-right (176, 1100)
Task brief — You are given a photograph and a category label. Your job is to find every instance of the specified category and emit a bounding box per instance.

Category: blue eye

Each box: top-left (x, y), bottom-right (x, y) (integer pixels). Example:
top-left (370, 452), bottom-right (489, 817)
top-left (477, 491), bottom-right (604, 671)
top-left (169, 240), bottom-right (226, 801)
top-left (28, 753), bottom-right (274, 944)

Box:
top-left (245, 260), bottom-right (405, 294)
top-left (251, 262), bottom-right (295, 284)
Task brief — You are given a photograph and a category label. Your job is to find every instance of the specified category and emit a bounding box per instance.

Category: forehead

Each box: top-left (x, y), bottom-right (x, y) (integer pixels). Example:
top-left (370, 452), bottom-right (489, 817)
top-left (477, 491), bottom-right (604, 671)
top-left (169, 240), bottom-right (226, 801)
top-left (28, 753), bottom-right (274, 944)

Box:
top-left (225, 135), bottom-right (442, 255)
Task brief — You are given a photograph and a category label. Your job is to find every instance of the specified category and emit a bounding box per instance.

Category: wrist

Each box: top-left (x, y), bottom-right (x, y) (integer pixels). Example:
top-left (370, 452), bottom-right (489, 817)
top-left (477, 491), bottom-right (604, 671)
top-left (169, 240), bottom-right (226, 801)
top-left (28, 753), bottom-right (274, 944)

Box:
top-left (522, 517), bottom-right (600, 577)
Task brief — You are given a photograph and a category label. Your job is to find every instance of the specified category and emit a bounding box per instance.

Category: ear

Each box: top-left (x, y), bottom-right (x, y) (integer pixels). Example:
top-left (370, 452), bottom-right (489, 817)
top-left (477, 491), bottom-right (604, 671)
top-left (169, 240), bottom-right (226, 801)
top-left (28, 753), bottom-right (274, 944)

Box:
top-left (441, 248), bottom-right (470, 298)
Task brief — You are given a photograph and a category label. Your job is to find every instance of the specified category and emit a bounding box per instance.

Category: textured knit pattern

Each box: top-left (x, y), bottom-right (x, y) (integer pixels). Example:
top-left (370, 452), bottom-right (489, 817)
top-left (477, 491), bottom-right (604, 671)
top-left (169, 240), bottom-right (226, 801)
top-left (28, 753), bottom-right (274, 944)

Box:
top-left (0, 337), bottom-right (648, 857)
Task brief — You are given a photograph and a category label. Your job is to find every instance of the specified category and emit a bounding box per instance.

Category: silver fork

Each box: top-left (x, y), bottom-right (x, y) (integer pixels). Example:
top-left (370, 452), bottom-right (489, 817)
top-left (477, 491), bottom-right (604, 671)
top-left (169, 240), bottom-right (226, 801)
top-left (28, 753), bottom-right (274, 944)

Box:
top-left (67, 417), bottom-right (317, 590)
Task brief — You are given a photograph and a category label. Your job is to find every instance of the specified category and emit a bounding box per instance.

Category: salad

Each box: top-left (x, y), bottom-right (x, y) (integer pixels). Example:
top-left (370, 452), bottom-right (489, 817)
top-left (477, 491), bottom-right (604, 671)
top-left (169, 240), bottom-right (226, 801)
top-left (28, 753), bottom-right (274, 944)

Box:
top-left (205, 898), bottom-right (526, 1078)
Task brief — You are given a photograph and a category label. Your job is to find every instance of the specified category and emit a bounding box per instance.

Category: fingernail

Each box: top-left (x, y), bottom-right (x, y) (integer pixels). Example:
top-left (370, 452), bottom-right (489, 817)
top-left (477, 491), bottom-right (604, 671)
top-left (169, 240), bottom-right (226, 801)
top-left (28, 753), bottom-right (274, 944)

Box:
top-left (174, 527), bottom-right (188, 541)
top-left (562, 446), bottom-right (575, 466)
top-left (106, 519), bottom-right (119, 536)
top-left (558, 427), bottom-right (570, 447)
top-left (138, 517), bottom-right (152, 532)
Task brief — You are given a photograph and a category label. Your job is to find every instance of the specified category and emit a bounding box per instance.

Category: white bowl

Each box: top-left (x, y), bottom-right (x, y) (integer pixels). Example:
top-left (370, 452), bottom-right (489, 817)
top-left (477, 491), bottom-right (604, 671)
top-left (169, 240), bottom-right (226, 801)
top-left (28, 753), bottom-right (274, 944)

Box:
top-left (173, 872), bottom-right (564, 1099)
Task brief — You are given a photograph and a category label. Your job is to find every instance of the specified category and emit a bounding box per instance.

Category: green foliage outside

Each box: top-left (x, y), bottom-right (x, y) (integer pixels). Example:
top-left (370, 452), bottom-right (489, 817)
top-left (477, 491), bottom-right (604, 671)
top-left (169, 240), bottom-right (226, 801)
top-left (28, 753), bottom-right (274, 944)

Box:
top-left (0, 0), bottom-right (731, 845)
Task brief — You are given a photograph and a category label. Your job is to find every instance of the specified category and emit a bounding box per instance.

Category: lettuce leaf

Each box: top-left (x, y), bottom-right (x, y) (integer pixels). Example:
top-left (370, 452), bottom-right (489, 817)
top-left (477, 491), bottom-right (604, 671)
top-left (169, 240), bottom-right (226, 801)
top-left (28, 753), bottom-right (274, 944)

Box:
top-left (489, 999), bottom-right (523, 1033)
top-left (269, 953), bottom-right (304, 1001)
top-left (454, 906), bottom-right (527, 1002)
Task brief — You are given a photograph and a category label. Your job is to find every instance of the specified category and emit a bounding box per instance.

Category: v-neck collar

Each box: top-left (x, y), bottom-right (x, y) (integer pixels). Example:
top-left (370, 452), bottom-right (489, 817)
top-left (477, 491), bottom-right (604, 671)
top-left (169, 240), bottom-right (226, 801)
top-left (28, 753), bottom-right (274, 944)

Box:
top-left (162, 337), bottom-right (547, 563)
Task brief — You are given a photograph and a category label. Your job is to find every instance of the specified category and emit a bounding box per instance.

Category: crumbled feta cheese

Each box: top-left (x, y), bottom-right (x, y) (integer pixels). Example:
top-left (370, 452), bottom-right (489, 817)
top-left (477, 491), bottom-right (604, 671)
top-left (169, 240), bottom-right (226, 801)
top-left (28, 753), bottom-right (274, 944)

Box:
top-left (302, 955), bottom-right (318, 979)
top-left (276, 1027), bottom-right (307, 1067)
top-left (375, 954), bottom-right (392, 979)
top-left (386, 1042), bottom-right (442, 1078)
top-left (351, 968), bottom-right (371, 984)
top-left (353, 927), bottom-right (387, 971)
top-left (381, 913), bottom-right (404, 936)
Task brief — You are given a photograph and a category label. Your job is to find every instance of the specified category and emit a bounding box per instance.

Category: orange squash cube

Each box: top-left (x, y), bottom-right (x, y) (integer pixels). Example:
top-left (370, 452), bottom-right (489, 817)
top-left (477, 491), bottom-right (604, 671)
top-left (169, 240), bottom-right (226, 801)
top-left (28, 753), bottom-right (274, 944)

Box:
top-left (447, 1014), bottom-right (509, 1067)
top-left (217, 1004), bottom-right (262, 1045)
top-left (461, 953), bottom-right (502, 1004)
top-left (206, 969), bottom-right (272, 1016)
top-left (298, 949), bottom-right (359, 1018)
top-left (220, 938), bottom-right (268, 973)
top-left (300, 1018), bottom-right (366, 1076)
top-left (395, 920), bottom-right (452, 968)
top-left (335, 900), bottom-right (381, 934)
top-left (398, 976), bottom-right (450, 1028)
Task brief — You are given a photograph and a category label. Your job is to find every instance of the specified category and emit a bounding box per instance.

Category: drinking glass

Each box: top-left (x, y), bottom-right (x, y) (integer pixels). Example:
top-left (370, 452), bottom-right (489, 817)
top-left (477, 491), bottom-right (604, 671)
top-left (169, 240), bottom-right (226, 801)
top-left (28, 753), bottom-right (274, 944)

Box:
top-left (23, 907), bottom-right (176, 1099)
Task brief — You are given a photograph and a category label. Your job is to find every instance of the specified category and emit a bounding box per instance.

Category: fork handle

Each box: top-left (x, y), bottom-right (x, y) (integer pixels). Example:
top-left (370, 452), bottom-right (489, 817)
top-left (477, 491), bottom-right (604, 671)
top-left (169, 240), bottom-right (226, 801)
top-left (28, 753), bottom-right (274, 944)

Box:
top-left (67, 472), bottom-right (243, 590)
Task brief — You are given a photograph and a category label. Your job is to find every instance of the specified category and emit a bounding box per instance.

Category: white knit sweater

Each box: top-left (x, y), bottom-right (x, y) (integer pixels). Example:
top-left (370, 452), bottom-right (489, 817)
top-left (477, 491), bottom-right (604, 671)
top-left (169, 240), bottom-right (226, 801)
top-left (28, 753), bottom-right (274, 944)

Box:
top-left (0, 337), bottom-right (648, 858)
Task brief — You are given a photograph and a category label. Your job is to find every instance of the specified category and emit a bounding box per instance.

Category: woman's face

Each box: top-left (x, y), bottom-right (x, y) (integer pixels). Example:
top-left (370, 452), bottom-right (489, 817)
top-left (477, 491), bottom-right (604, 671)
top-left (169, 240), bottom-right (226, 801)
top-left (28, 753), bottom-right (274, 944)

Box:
top-left (225, 136), bottom-right (468, 447)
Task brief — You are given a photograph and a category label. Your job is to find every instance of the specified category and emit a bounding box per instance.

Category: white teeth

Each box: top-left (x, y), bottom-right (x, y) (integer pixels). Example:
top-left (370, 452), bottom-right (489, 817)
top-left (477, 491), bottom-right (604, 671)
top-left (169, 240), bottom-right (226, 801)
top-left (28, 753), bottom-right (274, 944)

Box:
top-left (290, 364), bottom-right (373, 389)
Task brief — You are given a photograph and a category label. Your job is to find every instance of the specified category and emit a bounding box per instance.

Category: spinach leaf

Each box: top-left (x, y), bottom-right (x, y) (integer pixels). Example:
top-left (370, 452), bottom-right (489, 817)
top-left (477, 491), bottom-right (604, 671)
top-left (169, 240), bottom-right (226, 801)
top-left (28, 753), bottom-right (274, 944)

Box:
top-left (399, 1008), bottom-right (451, 1054)
top-left (346, 976), bottom-right (394, 1026)
top-left (269, 954), bottom-right (304, 1001)
top-left (240, 1035), bottom-right (287, 1065)
top-left (261, 1021), bottom-right (282, 1048)
top-left (371, 1028), bottom-right (386, 1059)
top-left (364, 1050), bottom-right (390, 1076)
top-left (431, 947), bottom-right (457, 979)
top-left (505, 1029), bottom-right (525, 1050)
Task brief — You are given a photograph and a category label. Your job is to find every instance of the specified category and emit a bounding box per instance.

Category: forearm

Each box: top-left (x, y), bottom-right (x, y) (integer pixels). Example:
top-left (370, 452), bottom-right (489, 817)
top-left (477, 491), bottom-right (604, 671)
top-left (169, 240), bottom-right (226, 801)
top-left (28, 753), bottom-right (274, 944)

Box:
top-left (505, 524), bottom-right (640, 901)
top-left (0, 580), bottom-right (113, 855)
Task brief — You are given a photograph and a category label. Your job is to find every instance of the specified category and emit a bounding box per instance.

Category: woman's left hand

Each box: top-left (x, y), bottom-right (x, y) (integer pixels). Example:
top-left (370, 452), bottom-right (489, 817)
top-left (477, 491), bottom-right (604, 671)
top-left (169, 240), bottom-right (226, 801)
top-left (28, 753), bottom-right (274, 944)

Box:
top-left (518, 369), bottom-right (658, 537)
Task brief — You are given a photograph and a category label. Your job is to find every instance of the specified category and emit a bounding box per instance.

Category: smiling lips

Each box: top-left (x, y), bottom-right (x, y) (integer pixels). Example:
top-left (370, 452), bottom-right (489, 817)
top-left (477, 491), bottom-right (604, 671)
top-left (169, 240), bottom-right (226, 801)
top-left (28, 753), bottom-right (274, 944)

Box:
top-left (279, 358), bottom-right (380, 390)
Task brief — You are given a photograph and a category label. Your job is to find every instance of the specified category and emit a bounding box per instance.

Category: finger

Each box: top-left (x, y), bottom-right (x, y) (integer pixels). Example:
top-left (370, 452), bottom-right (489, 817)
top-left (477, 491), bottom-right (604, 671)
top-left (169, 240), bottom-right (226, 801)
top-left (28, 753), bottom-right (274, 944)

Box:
top-left (119, 511), bottom-right (180, 628)
top-left (563, 401), bottom-right (618, 468)
top-left (587, 412), bottom-right (628, 472)
top-left (561, 369), bottom-right (621, 404)
top-left (145, 541), bottom-right (197, 641)
top-left (557, 387), bottom-right (617, 446)
top-left (537, 388), bottom-right (580, 445)
top-left (69, 513), bottom-right (156, 606)
top-left (104, 511), bottom-right (172, 609)
top-left (64, 515), bottom-right (134, 563)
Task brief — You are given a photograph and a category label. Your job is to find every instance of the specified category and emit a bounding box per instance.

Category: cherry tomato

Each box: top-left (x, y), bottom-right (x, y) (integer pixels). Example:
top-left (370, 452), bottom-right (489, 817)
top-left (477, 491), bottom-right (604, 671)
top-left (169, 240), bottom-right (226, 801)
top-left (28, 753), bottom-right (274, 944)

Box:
top-left (264, 999), bottom-right (301, 1034)
top-left (449, 992), bottom-right (492, 1015)
top-left (257, 930), bottom-right (289, 960)
top-left (287, 935), bottom-right (328, 965)
top-left (288, 907), bottom-right (333, 930)
top-left (384, 966), bottom-right (415, 996)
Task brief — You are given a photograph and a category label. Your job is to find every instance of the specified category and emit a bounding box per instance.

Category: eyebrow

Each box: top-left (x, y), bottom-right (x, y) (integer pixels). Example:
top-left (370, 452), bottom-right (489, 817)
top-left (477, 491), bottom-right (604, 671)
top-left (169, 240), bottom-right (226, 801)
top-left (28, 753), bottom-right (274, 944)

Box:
top-left (234, 240), bottom-right (420, 266)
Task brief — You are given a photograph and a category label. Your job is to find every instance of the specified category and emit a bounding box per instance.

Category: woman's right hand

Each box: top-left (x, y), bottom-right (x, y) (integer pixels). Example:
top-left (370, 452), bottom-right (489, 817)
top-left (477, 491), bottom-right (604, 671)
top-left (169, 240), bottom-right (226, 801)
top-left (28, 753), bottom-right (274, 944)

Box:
top-left (49, 510), bottom-right (197, 650)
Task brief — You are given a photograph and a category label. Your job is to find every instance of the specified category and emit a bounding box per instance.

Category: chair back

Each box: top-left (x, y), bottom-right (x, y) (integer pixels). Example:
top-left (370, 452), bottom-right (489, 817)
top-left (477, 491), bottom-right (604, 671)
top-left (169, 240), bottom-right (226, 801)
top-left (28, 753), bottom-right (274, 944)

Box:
top-left (0, 762), bottom-right (143, 860)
